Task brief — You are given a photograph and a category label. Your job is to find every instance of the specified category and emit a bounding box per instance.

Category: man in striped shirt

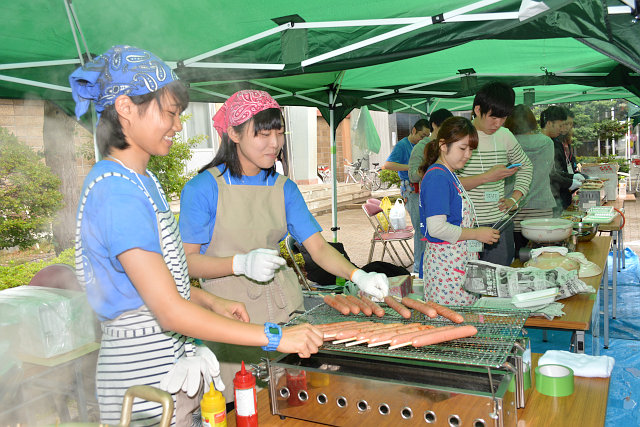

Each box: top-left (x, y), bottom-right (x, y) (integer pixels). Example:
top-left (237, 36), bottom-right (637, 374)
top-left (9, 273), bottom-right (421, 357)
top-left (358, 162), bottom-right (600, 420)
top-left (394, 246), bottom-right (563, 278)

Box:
top-left (458, 82), bottom-right (533, 265)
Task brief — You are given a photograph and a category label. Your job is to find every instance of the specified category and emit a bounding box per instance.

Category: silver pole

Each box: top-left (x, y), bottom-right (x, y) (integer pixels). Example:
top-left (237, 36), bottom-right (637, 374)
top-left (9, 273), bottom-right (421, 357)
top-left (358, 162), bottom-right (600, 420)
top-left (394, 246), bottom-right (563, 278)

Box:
top-left (329, 90), bottom-right (338, 242)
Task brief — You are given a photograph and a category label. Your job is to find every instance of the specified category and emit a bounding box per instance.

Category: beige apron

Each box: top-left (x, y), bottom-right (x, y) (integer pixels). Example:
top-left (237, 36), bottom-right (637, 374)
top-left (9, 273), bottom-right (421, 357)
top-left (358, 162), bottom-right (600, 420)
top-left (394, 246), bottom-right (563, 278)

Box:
top-left (201, 168), bottom-right (303, 401)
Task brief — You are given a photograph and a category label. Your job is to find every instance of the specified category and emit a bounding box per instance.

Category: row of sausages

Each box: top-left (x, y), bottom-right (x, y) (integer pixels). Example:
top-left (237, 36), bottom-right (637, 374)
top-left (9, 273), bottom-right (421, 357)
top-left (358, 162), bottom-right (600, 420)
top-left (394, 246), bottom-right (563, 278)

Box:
top-left (323, 294), bottom-right (465, 324)
top-left (314, 320), bottom-right (478, 349)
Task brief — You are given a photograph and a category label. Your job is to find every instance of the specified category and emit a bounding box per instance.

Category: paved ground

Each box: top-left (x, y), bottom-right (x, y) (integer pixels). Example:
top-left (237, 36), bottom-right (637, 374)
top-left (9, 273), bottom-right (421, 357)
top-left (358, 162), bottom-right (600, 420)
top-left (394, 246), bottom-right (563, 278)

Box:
top-left (313, 191), bottom-right (640, 271)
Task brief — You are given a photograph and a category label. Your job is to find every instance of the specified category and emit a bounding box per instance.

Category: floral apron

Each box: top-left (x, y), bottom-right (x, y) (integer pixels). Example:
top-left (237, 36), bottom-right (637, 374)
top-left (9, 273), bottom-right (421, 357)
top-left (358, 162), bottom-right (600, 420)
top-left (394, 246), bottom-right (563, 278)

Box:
top-left (76, 171), bottom-right (201, 426)
top-left (423, 168), bottom-right (479, 306)
top-left (201, 169), bottom-right (303, 402)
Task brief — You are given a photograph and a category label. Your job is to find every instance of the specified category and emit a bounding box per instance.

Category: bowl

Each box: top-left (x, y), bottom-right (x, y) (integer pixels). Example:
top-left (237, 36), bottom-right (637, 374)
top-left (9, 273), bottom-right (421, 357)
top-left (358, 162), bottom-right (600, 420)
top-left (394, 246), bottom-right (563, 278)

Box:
top-left (520, 218), bottom-right (573, 243)
top-left (572, 222), bottom-right (599, 242)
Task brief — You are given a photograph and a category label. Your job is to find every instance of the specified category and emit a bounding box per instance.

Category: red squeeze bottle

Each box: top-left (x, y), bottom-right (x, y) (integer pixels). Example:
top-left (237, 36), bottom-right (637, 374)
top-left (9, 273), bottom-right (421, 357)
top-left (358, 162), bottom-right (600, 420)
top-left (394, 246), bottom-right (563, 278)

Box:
top-left (233, 361), bottom-right (258, 427)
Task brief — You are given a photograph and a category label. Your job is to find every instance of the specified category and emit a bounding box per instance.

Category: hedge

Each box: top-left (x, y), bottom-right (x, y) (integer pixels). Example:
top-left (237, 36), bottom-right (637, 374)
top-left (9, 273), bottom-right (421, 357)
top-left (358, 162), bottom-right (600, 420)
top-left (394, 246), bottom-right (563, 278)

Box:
top-left (0, 248), bottom-right (74, 290)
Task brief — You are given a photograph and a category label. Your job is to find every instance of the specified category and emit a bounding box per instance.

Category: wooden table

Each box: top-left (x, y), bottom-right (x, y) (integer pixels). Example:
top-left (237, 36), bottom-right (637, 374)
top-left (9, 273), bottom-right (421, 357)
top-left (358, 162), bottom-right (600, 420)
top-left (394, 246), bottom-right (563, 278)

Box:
top-left (226, 354), bottom-right (609, 427)
top-left (514, 236), bottom-right (611, 354)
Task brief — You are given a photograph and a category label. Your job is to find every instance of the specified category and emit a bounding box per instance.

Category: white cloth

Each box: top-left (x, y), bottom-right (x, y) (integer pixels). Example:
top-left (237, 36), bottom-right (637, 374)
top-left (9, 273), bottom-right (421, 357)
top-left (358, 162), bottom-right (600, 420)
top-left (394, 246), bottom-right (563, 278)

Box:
top-left (569, 178), bottom-right (582, 191)
top-left (530, 246), bottom-right (569, 258)
top-left (539, 350), bottom-right (615, 378)
top-left (566, 252), bottom-right (602, 278)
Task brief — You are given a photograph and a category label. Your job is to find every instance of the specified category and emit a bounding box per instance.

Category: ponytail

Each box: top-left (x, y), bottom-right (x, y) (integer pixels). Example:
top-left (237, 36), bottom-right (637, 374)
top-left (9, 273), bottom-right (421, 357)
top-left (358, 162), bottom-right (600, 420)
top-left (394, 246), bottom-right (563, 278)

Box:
top-left (419, 139), bottom-right (441, 175)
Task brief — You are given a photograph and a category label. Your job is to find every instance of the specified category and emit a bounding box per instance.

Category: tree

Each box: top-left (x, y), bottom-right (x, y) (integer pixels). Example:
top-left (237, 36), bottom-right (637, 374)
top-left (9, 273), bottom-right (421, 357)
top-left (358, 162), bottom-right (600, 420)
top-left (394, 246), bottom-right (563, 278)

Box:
top-left (0, 128), bottom-right (63, 249)
top-left (43, 101), bottom-right (79, 255)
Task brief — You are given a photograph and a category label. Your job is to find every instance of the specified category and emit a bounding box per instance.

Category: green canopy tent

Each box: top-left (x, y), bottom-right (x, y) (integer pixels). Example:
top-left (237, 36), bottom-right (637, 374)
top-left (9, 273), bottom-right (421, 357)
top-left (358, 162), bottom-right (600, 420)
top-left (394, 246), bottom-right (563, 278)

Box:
top-left (2, 0), bottom-right (640, 239)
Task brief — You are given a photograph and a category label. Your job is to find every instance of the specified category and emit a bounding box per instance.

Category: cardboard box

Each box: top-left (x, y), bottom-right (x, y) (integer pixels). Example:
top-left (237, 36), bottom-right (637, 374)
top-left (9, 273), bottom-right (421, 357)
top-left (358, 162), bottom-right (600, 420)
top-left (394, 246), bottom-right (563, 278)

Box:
top-left (581, 163), bottom-right (619, 201)
top-left (0, 286), bottom-right (96, 359)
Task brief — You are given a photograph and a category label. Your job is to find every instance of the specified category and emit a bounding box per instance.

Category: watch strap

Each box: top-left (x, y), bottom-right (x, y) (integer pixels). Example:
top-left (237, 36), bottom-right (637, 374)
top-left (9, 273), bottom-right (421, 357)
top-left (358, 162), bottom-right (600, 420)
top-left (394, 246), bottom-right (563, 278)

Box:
top-left (261, 322), bottom-right (282, 352)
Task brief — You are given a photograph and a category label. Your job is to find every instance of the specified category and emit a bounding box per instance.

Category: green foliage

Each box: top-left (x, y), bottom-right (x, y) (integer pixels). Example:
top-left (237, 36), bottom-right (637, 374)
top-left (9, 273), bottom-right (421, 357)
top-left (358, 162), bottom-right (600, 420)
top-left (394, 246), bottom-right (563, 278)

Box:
top-left (0, 128), bottom-right (63, 249)
top-left (379, 169), bottom-right (401, 187)
top-left (576, 155), bottom-right (629, 174)
top-left (0, 248), bottom-right (74, 290)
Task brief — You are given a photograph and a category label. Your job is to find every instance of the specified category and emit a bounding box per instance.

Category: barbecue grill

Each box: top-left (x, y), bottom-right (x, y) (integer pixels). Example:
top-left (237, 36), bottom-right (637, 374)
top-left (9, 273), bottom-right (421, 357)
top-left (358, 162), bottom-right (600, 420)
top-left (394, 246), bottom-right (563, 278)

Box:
top-left (267, 303), bottom-right (531, 426)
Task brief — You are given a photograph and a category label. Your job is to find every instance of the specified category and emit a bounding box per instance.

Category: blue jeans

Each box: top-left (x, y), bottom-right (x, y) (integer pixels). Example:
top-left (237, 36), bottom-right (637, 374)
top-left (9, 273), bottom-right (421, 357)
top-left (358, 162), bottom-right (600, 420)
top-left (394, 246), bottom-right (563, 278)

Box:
top-left (406, 191), bottom-right (425, 274)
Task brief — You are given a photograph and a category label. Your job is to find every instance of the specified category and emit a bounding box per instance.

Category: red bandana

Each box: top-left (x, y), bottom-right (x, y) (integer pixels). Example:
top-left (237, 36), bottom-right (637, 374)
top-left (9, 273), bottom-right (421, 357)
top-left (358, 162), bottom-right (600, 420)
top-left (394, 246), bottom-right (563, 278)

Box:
top-left (212, 90), bottom-right (280, 137)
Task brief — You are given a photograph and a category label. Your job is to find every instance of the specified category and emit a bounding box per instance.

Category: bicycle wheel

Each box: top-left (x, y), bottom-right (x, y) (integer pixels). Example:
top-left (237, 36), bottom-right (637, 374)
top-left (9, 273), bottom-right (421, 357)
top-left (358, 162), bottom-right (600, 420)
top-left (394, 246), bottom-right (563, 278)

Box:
top-left (370, 171), bottom-right (382, 191)
top-left (361, 171), bottom-right (373, 190)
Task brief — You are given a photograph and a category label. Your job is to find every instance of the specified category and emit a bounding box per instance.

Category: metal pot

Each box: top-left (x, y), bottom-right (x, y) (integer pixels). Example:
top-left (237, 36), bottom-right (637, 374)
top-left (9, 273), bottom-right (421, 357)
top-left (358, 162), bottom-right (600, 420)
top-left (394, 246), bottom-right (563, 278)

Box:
top-left (520, 218), bottom-right (573, 243)
top-left (572, 222), bottom-right (599, 242)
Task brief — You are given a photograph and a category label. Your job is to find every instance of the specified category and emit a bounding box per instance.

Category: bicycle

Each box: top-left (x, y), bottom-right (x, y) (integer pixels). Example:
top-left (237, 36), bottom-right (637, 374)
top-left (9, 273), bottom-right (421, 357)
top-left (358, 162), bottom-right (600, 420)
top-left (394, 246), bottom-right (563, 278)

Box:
top-left (344, 158), bottom-right (380, 190)
top-left (317, 164), bottom-right (331, 184)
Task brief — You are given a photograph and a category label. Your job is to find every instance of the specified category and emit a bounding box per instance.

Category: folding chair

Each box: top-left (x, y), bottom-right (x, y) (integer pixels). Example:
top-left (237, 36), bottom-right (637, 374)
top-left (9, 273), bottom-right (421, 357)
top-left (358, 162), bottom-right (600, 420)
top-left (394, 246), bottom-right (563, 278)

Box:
top-left (368, 198), bottom-right (413, 232)
top-left (362, 202), bottom-right (414, 268)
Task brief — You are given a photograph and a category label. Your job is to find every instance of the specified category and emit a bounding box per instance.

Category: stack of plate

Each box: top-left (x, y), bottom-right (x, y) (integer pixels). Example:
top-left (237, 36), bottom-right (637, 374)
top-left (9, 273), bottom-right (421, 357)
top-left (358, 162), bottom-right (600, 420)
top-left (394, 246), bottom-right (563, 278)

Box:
top-left (511, 288), bottom-right (558, 308)
top-left (582, 206), bottom-right (616, 223)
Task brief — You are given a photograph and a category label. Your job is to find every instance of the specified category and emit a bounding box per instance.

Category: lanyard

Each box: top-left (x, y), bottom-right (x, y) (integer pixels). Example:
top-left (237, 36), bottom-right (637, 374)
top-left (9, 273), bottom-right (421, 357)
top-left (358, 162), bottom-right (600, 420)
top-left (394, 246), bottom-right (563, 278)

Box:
top-left (476, 136), bottom-right (498, 173)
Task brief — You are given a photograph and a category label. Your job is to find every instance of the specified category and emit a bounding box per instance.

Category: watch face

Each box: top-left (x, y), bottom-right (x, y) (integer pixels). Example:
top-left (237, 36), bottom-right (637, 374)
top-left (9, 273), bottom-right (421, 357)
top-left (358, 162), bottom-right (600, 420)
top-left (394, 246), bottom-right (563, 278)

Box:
top-left (268, 326), bottom-right (279, 334)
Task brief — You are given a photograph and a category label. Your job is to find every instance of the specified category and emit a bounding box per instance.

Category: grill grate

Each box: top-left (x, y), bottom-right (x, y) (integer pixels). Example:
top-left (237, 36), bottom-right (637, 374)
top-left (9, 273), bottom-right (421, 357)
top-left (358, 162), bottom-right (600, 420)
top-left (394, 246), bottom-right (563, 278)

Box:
top-left (288, 304), bottom-right (529, 369)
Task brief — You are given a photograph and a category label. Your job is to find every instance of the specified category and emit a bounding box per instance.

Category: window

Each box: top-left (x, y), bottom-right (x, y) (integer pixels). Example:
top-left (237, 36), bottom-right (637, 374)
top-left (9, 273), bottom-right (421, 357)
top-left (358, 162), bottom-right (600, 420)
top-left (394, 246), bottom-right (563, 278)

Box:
top-left (181, 102), bottom-right (217, 150)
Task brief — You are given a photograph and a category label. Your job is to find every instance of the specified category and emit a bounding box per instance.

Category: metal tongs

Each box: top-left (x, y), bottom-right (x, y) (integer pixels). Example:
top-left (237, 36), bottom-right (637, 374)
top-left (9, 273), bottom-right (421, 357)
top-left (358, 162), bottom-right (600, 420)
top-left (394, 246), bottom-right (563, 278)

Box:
top-left (491, 191), bottom-right (532, 231)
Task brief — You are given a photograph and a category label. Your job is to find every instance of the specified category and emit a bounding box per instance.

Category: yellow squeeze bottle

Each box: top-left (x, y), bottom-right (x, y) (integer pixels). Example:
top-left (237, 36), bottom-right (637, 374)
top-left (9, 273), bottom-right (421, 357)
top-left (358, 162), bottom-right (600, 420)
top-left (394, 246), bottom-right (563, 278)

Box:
top-left (201, 383), bottom-right (227, 427)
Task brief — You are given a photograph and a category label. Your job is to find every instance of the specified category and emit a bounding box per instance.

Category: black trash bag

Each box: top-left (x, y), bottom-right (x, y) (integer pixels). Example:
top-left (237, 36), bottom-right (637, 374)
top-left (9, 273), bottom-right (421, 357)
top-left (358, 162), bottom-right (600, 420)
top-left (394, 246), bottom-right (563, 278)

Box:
top-left (292, 240), bottom-right (354, 285)
top-left (361, 261), bottom-right (410, 277)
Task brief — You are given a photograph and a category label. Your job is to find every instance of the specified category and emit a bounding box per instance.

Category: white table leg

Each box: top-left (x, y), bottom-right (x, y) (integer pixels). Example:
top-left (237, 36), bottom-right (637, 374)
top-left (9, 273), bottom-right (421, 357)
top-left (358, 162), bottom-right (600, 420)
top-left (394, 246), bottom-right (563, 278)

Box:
top-left (603, 252), bottom-right (610, 349)
top-left (612, 232), bottom-right (618, 319)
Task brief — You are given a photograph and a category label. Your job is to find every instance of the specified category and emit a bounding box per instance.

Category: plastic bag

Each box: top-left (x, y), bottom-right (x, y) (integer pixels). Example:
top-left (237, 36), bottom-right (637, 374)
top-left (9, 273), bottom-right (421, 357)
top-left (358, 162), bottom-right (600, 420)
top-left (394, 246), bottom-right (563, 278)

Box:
top-left (377, 196), bottom-right (392, 231)
top-left (389, 199), bottom-right (407, 231)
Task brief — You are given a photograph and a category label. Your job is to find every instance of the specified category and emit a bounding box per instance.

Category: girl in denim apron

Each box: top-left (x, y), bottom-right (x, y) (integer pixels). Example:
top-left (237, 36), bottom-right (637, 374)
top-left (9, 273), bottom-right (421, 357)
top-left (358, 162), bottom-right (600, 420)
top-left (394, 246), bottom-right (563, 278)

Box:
top-left (72, 47), bottom-right (323, 426)
top-left (418, 117), bottom-right (500, 306)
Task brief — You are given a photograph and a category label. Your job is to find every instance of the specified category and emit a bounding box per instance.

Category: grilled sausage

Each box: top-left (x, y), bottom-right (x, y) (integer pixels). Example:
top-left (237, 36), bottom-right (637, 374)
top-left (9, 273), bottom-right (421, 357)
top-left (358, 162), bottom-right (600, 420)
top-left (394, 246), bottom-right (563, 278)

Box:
top-left (384, 296), bottom-right (411, 318)
top-left (426, 301), bottom-right (465, 323)
top-left (389, 325), bottom-right (456, 348)
top-left (411, 325), bottom-right (478, 347)
top-left (323, 295), bottom-right (350, 315)
top-left (345, 295), bottom-right (373, 316)
top-left (335, 294), bottom-right (360, 315)
top-left (333, 322), bottom-right (377, 340)
top-left (401, 297), bottom-right (438, 318)
top-left (360, 295), bottom-right (386, 317)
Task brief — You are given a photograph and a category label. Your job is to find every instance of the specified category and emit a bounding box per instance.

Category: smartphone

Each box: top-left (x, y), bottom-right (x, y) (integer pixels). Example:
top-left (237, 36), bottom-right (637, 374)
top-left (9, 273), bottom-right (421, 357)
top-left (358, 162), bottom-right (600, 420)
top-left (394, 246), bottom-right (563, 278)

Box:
top-left (506, 163), bottom-right (522, 169)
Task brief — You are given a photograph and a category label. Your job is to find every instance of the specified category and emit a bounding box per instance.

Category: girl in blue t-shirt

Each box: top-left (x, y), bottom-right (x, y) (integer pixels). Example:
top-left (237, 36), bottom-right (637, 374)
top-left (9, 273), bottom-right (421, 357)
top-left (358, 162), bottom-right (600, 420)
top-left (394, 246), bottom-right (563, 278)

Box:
top-left (73, 47), bottom-right (322, 425)
top-left (179, 90), bottom-right (390, 401)
top-left (419, 117), bottom-right (500, 305)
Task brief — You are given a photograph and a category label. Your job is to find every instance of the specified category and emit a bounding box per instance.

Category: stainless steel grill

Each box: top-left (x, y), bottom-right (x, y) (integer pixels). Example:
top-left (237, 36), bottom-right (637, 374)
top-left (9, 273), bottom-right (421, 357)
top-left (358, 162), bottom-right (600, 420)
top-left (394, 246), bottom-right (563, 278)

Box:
top-left (288, 304), bottom-right (529, 369)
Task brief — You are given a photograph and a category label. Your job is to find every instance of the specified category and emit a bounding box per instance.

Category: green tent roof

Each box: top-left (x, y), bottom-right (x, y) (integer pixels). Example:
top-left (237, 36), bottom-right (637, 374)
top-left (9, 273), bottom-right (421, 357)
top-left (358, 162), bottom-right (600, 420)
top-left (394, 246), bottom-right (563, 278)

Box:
top-left (1, 0), bottom-right (639, 123)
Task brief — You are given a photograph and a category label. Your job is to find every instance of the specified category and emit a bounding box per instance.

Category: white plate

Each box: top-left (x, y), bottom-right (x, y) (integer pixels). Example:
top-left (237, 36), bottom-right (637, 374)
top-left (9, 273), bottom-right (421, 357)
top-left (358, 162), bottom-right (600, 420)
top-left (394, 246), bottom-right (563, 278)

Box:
top-left (511, 288), bottom-right (558, 308)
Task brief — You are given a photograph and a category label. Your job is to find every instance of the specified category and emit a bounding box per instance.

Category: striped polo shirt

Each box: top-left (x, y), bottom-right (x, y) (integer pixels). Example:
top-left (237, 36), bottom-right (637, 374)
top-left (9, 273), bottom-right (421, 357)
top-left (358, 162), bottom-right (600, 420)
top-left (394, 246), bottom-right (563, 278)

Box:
top-left (457, 127), bottom-right (533, 225)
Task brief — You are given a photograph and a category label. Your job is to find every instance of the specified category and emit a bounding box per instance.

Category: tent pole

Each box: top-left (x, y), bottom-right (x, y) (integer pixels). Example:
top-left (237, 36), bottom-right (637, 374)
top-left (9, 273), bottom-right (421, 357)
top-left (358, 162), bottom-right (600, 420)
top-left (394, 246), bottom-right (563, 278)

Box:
top-left (329, 89), bottom-right (338, 242)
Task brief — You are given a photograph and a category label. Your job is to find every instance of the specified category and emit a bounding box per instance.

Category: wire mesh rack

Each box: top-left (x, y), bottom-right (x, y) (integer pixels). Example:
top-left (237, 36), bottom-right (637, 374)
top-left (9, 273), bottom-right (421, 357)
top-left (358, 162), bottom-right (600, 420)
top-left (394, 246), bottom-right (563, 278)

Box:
top-left (288, 303), bottom-right (530, 369)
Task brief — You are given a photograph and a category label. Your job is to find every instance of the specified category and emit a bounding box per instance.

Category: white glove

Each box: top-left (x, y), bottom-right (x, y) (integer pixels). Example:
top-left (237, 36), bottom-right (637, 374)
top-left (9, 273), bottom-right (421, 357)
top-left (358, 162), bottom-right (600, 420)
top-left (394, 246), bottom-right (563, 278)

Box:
top-left (233, 248), bottom-right (286, 282)
top-left (569, 178), bottom-right (582, 191)
top-left (574, 173), bottom-right (586, 182)
top-left (351, 269), bottom-right (389, 300)
top-left (196, 345), bottom-right (225, 392)
top-left (159, 354), bottom-right (202, 397)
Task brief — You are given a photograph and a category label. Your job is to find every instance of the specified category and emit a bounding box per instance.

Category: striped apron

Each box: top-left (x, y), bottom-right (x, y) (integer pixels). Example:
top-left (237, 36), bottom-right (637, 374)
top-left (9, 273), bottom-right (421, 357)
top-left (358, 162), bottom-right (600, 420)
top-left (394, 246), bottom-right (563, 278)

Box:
top-left (201, 169), bottom-right (303, 402)
top-left (76, 171), bottom-right (200, 426)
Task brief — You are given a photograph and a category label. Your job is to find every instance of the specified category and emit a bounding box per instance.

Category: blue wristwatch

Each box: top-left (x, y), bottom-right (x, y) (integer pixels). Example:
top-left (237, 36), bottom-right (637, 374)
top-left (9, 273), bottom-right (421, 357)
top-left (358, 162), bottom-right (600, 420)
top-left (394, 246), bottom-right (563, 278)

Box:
top-left (261, 322), bottom-right (283, 352)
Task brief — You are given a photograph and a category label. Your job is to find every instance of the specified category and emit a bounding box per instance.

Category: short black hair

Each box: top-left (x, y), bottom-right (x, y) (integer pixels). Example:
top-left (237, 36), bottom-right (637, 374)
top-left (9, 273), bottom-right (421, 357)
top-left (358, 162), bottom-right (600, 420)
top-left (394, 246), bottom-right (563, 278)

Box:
top-left (428, 109), bottom-right (454, 132)
top-left (564, 108), bottom-right (575, 119)
top-left (540, 105), bottom-right (567, 129)
top-left (96, 80), bottom-right (189, 157)
top-left (472, 81), bottom-right (515, 118)
top-left (413, 119), bottom-right (430, 132)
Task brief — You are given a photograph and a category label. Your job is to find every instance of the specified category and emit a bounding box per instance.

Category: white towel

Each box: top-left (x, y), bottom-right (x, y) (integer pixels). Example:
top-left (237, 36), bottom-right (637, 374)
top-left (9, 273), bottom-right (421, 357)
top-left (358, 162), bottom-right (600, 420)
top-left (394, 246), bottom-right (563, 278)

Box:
top-left (538, 350), bottom-right (615, 378)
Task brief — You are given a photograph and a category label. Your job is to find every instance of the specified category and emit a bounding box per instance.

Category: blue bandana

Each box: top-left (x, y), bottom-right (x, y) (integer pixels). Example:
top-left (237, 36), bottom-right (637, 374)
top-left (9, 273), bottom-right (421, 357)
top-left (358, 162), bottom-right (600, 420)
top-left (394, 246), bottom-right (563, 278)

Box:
top-left (69, 45), bottom-right (177, 119)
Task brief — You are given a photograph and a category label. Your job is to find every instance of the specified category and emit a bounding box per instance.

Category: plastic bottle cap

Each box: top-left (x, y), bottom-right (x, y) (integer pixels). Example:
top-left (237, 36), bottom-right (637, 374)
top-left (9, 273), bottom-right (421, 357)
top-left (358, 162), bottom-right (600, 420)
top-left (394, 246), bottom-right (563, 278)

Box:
top-left (201, 383), bottom-right (226, 413)
top-left (234, 361), bottom-right (256, 389)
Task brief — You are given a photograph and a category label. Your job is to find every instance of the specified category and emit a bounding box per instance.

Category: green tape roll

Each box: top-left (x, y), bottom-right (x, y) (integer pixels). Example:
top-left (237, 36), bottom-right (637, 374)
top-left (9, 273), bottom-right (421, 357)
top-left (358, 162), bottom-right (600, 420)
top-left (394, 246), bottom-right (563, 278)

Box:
top-left (535, 364), bottom-right (574, 397)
